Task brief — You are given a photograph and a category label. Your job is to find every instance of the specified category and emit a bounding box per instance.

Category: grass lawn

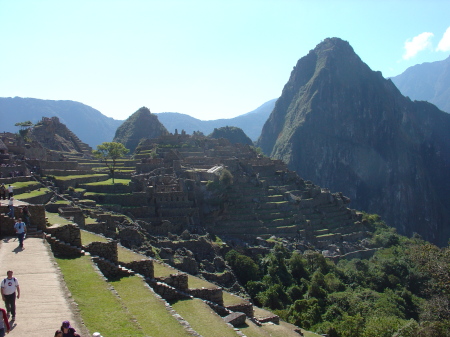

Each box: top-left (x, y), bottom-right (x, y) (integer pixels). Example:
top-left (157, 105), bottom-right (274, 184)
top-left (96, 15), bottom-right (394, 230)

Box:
top-left (237, 319), bottom-right (271, 337)
top-left (83, 178), bottom-right (131, 186)
top-left (15, 189), bottom-right (51, 200)
top-left (53, 200), bottom-right (71, 205)
top-left (9, 181), bottom-right (41, 189)
top-left (117, 246), bottom-right (147, 263)
top-left (223, 291), bottom-right (247, 306)
top-left (80, 230), bottom-right (109, 245)
top-left (187, 275), bottom-right (217, 289)
top-left (171, 298), bottom-right (238, 337)
top-left (110, 276), bottom-right (192, 337)
top-left (56, 255), bottom-right (145, 336)
top-left (153, 261), bottom-right (178, 278)
top-left (46, 211), bottom-right (73, 226)
top-left (54, 174), bottom-right (109, 181)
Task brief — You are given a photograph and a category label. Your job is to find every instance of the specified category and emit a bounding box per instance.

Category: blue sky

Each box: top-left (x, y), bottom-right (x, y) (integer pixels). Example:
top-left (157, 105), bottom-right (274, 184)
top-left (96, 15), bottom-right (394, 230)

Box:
top-left (1, 0), bottom-right (449, 121)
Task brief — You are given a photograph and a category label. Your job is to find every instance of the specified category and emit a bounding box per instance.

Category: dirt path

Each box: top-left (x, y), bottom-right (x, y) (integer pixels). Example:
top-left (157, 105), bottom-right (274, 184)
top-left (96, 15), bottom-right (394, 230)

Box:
top-left (0, 236), bottom-right (85, 336)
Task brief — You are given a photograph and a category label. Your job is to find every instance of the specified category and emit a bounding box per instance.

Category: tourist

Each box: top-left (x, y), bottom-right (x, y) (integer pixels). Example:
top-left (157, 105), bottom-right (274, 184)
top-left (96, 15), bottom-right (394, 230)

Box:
top-left (1, 270), bottom-right (20, 321)
top-left (21, 205), bottom-right (31, 226)
top-left (61, 320), bottom-right (80, 337)
top-left (0, 306), bottom-right (10, 337)
top-left (54, 330), bottom-right (63, 337)
top-left (7, 198), bottom-right (14, 218)
top-left (0, 184), bottom-right (5, 200)
top-left (7, 185), bottom-right (13, 200)
top-left (14, 218), bottom-right (26, 248)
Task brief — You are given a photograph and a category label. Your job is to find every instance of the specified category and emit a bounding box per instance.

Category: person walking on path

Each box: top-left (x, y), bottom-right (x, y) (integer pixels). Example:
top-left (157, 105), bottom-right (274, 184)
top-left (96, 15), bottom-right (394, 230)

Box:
top-left (0, 307), bottom-right (10, 336)
top-left (1, 271), bottom-right (20, 321)
top-left (60, 320), bottom-right (80, 337)
top-left (7, 185), bottom-right (13, 200)
top-left (7, 198), bottom-right (14, 219)
top-left (14, 218), bottom-right (26, 248)
top-left (0, 184), bottom-right (6, 200)
top-left (21, 206), bottom-right (31, 226)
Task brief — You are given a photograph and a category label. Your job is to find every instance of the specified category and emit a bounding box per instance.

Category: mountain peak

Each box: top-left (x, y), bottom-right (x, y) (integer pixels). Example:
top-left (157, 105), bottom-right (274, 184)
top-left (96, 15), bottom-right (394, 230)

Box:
top-left (113, 107), bottom-right (168, 152)
top-left (257, 38), bottom-right (450, 246)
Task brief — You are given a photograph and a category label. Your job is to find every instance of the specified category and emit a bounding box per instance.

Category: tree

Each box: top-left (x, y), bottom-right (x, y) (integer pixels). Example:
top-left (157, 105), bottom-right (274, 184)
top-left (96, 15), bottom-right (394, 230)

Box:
top-left (15, 120), bottom-right (33, 139)
top-left (93, 142), bottom-right (129, 184)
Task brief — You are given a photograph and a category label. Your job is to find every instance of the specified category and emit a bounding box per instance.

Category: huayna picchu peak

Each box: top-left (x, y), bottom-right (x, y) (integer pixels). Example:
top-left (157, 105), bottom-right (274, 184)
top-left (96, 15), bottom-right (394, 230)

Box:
top-left (113, 106), bottom-right (169, 153)
top-left (258, 37), bottom-right (450, 246)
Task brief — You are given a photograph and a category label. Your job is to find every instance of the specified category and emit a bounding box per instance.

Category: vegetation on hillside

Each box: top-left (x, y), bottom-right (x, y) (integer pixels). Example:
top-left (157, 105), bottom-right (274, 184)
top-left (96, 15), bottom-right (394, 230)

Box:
top-left (225, 214), bottom-right (450, 337)
top-left (208, 126), bottom-right (253, 145)
top-left (113, 106), bottom-right (168, 152)
top-left (93, 142), bottom-right (129, 184)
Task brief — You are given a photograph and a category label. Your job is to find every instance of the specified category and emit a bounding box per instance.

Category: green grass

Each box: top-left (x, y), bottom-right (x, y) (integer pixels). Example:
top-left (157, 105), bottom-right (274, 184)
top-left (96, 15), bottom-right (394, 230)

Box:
top-left (237, 319), bottom-right (271, 337)
top-left (15, 187), bottom-right (52, 201)
top-left (188, 275), bottom-right (217, 289)
top-left (223, 291), bottom-right (247, 306)
top-left (54, 174), bottom-right (108, 181)
top-left (153, 261), bottom-right (178, 277)
top-left (118, 246), bottom-right (147, 263)
top-left (46, 211), bottom-right (73, 226)
top-left (83, 178), bottom-right (131, 186)
top-left (54, 200), bottom-right (71, 205)
top-left (56, 255), bottom-right (145, 336)
top-left (9, 181), bottom-right (41, 189)
top-left (171, 298), bottom-right (238, 337)
top-left (110, 276), bottom-right (192, 337)
top-left (15, 189), bottom-right (51, 200)
top-left (80, 230), bottom-right (109, 245)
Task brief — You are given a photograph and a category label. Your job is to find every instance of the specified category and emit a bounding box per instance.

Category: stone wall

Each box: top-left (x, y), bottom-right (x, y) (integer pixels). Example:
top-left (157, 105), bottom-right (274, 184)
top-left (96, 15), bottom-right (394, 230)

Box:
top-left (121, 259), bottom-right (154, 279)
top-left (187, 287), bottom-right (224, 306)
top-left (84, 241), bottom-right (118, 264)
top-left (142, 221), bottom-right (182, 236)
top-left (92, 256), bottom-right (133, 279)
top-left (58, 207), bottom-right (85, 227)
top-left (40, 161), bottom-right (80, 170)
top-left (29, 204), bottom-right (47, 230)
top-left (45, 223), bottom-right (82, 247)
top-left (225, 302), bottom-right (254, 318)
top-left (0, 204), bottom-right (46, 235)
top-left (44, 233), bottom-right (84, 258)
top-left (147, 279), bottom-right (190, 301)
top-left (155, 272), bottom-right (188, 291)
top-left (85, 222), bottom-right (107, 234)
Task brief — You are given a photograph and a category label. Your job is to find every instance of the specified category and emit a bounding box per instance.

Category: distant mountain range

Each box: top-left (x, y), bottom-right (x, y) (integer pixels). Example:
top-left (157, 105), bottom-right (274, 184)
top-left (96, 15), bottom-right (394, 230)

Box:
top-left (391, 55), bottom-right (450, 113)
top-left (0, 97), bottom-right (122, 148)
top-left (155, 99), bottom-right (276, 142)
top-left (258, 37), bottom-right (450, 246)
top-left (0, 97), bottom-right (276, 147)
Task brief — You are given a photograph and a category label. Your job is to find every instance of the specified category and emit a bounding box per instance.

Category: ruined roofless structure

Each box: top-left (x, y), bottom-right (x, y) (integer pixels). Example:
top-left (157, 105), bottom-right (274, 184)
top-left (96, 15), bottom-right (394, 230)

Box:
top-left (126, 132), bottom-right (368, 250)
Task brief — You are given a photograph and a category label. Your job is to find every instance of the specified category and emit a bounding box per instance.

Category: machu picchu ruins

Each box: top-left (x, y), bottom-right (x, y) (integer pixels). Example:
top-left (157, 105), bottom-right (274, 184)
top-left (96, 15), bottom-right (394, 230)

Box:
top-left (0, 118), bottom-right (379, 336)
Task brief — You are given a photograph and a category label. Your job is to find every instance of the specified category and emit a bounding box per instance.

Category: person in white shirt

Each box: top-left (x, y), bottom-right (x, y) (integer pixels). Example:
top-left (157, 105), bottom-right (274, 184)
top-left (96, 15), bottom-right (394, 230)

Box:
top-left (1, 270), bottom-right (20, 320)
top-left (14, 218), bottom-right (26, 248)
top-left (7, 185), bottom-right (13, 200)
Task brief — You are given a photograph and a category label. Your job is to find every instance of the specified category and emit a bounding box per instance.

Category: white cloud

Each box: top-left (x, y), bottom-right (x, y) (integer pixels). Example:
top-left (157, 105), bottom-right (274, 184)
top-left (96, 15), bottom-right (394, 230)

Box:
top-left (403, 32), bottom-right (434, 60)
top-left (437, 27), bottom-right (450, 52)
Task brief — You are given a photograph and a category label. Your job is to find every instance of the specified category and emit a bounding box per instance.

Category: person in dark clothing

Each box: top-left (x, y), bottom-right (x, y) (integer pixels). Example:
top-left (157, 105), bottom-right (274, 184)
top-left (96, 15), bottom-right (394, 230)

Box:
top-left (61, 320), bottom-right (80, 337)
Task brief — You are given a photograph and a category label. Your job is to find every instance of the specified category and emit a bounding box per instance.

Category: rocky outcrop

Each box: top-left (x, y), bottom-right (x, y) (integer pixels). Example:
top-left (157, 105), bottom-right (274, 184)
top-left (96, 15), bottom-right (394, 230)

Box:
top-left (113, 107), bottom-right (168, 153)
top-left (258, 37), bottom-right (450, 246)
top-left (29, 116), bottom-right (92, 155)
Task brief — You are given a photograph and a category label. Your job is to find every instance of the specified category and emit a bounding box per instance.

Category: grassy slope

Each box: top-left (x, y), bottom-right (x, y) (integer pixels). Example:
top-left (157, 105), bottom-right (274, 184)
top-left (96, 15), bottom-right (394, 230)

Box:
top-left (171, 298), bottom-right (238, 337)
top-left (110, 276), bottom-right (192, 337)
top-left (56, 256), bottom-right (145, 336)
